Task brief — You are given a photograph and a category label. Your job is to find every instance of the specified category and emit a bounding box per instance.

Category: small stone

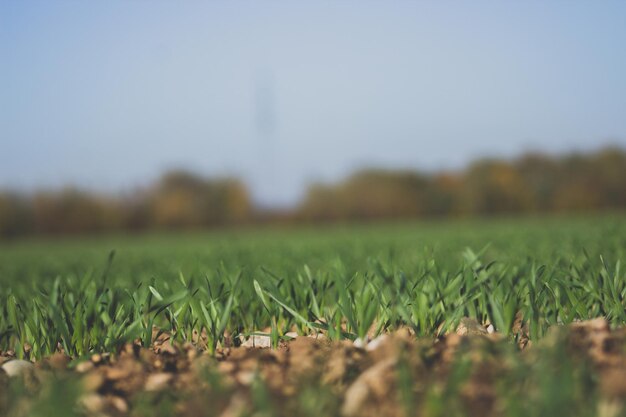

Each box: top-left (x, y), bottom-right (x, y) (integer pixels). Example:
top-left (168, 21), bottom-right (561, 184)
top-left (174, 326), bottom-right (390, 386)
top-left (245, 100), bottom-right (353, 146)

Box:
top-left (79, 393), bottom-right (105, 413)
top-left (75, 361), bottom-right (95, 373)
top-left (1, 360), bottom-right (34, 377)
top-left (106, 366), bottom-right (132, 381)
top-left (110, 395), bottom-right (128, 413)
top-left (235, 370), bottom-right (255, 386)
top-left (82, 371), bottom-right (105, 392)
top-left (241, 335), bottom-right (271, 348)
top-left (91, 353), bottom-right (103, 364)
top-left (145, 372), bottom-right (173, 391)
top-left (353, 338), bottom-right (367, 349)
top-left (218, 361), bottom-right (236, 374)
top-left (366, 335), bottom-right (388, 351)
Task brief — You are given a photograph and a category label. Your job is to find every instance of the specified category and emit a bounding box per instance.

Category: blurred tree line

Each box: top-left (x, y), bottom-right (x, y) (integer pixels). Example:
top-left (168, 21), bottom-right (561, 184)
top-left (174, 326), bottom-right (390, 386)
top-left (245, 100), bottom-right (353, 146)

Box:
top-left (297, 147), bottom-right (626, 221)
top-left (0, 147), bottom-right (624, 238)
top-left (0, 171), bottom-right (251, 238)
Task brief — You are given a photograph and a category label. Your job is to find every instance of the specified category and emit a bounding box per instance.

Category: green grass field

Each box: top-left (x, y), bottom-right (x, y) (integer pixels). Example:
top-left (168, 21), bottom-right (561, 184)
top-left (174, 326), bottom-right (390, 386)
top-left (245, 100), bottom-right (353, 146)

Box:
top-left (1, 213), bottom-right (626, 417)
top-left (1, 213), bottom-right (625, 358)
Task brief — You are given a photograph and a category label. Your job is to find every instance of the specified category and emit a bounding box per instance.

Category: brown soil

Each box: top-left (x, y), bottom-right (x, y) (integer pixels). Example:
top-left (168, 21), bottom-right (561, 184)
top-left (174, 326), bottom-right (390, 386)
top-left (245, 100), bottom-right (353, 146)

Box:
top-left (2, 318), bottom-right (626, 417)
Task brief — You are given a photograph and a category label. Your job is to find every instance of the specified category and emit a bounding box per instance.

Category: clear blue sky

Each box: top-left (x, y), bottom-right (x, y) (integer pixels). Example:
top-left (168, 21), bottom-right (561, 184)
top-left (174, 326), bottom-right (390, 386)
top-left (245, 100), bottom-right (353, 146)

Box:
top-left (2, 2), bottom-right (626, 206)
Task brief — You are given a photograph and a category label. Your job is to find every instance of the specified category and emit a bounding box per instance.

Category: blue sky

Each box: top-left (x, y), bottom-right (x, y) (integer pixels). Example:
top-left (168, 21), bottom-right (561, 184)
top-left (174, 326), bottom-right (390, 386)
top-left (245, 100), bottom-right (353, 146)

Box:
top-left (2, 2), bottom-right (626, 206)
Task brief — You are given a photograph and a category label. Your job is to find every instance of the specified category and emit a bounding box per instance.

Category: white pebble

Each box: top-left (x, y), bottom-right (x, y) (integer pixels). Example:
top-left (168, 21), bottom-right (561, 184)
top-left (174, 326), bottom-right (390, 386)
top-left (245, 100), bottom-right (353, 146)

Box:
top-left (353, 337), bottom-right (367, 349)
top-left (1, 360), bottom-right (34, 377)
top-left (241, 335), bottom-right (272, 348)
top-left (366, 334), bottom-right (388, 351)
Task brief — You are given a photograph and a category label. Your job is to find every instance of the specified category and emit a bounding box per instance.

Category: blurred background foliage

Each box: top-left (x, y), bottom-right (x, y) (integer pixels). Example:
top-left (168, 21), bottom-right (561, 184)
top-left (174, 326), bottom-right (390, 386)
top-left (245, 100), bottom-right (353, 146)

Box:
top-left (298, 146), bottom-right (625, 221)
top-left (0, 146), bottom-right (624, 238)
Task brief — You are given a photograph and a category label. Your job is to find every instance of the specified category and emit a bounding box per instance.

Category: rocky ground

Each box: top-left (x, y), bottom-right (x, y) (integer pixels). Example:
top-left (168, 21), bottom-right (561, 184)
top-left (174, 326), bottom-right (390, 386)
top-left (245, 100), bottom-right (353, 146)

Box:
top-left (2, 318), bottom-right (626, 417)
